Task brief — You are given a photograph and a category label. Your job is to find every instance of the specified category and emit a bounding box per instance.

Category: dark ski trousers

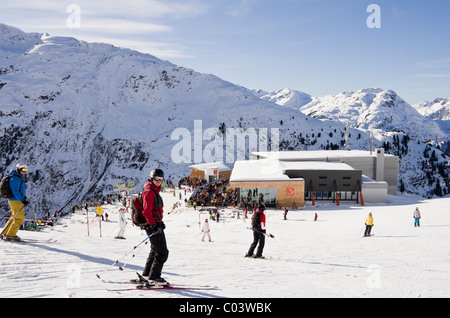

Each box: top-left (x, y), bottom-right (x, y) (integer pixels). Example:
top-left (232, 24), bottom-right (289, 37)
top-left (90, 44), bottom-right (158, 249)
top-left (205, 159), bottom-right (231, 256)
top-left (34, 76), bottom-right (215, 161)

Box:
top-left (247, 231), bottom-right (265, 257)
top-left (364, 225), bottom-right (373, 236)
top-left (143, 229), bottom-right (169, 280)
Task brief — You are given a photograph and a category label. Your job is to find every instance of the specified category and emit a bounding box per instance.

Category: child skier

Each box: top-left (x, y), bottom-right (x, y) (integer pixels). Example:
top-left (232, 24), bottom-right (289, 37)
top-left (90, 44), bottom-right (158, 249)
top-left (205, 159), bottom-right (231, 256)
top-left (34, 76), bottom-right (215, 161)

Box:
top-left (413, 207), bottom-right (421, 227)
top-left (201, 219), bottom-right (211, 242)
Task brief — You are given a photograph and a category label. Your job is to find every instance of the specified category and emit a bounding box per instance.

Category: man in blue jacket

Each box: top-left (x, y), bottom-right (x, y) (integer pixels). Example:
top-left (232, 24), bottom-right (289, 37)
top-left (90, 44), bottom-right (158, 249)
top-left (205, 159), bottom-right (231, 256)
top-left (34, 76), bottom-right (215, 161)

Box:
top-left (2, 164), bottom-right (29, 241)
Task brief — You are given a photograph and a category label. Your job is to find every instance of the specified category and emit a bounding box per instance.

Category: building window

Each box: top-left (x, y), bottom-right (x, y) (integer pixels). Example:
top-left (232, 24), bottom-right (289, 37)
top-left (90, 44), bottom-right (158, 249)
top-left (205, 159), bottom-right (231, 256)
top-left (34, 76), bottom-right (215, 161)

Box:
top-left (239, 188), bottom-right (277, 207)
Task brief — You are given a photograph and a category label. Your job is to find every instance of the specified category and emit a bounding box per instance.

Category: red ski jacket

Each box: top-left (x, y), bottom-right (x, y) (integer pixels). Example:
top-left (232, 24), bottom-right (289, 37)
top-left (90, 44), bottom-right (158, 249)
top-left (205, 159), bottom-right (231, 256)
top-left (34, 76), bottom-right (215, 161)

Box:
top-left (142, 182), bottom-right (164, 226)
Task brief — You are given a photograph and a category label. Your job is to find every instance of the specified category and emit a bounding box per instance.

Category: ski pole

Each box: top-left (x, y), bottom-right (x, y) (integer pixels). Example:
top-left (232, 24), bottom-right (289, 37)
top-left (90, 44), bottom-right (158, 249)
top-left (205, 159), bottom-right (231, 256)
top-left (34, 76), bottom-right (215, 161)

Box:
top-left (96, 233), bottom-right (153, 279)
top-left (359, 225), bottom-right (365, 235)
top-left (111, 233), bottom-right (153, 267)
top-left (1, 205), bottom-right (25, 236)
top-left (246, 227), bottom-right (275, 238)
top-left (118, 240), bottom-right (149, 271)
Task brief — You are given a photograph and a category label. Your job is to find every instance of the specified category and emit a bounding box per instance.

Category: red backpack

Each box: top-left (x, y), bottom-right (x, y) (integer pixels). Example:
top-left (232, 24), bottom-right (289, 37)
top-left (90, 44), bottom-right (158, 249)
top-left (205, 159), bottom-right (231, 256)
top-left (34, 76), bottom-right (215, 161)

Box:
top-left (131, 186), bottom-right (151, 228)
top-left (131, 186), bottom-right (164, 228)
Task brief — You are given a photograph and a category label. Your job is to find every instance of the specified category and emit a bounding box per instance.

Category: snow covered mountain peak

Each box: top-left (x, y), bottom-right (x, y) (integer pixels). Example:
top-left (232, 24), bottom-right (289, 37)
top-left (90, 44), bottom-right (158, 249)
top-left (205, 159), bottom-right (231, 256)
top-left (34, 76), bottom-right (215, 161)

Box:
top-left (0, 23), bottom-right (43, 53)
top-left (414, 97), bottom-right (450, 121)
top-left (261, 87), bottom-right (447, 140)
top-left (259, 88), bottom-right (312, 111)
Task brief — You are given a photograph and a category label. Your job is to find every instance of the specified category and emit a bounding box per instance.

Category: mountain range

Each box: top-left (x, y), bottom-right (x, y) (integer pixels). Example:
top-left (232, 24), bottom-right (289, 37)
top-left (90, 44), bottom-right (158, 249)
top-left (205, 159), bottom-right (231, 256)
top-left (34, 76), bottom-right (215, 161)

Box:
top-left (257, 88), bottom-right (449, 140)
top-left (0, 24), bottom-right (448, 218)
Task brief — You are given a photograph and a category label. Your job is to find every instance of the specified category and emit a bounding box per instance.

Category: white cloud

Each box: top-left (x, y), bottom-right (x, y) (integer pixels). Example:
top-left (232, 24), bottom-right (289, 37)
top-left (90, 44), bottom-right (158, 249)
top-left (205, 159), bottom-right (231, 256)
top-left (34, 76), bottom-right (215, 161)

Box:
top-left (1, 0), bottom-right (209, 19)
top-left (416, 74), bottom-right (450, 79)
top-left (417, 57), bottom-right (450, 69)
top-left (81, 35), bottom-right (194, 59)
top-left (79, 19), bottom-right (172, 34)
top-left (226, 0), bottom-right (258, 17)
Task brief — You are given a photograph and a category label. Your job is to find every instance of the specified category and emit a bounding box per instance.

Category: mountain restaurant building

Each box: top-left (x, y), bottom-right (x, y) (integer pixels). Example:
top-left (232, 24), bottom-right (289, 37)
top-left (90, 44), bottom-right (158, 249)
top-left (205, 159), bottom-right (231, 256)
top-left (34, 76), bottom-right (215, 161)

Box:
top-left (229, 159), bottom-right (305, 208)
top-left (230, 149), bottom-right (397, 208)
top-left (189, 162), bottom-right (232, 182)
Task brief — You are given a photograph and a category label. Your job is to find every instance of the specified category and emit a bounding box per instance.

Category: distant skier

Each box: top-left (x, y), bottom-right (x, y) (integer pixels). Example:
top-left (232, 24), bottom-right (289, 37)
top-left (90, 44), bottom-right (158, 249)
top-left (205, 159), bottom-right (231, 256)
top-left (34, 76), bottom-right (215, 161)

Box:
top-left (283, 208), bottom-right (288, 220)
top-left (413, 207), bottom-right (421, 227)
top-left (115, 208), bottom-right (127, 239)
top-left (314, 212), bottom-right (318, 222)
top-left (245, 204), bottom-right (267, 258)
top-left (364, 212), bottom-right (374, 237)
top-left (201, 219), bottom-right (211, 242)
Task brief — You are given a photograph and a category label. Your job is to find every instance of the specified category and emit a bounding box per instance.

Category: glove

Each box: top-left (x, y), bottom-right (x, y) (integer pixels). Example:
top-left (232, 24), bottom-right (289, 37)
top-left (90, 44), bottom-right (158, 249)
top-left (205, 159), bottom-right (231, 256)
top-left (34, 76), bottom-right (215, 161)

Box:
top-left (150, 224), bottom-right (161, 234)
top-left (22, 199), bottom-right (30, 206)
top-left (150, 223), bottom-right (162, 235)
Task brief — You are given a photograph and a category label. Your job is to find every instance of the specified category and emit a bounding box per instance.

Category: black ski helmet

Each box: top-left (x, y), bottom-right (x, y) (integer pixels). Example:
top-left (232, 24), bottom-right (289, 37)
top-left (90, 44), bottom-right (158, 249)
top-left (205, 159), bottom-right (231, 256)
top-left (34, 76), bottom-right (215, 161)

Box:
top-left (258, 204), bottom-right (266, 211)
top-left (149, 168), bottom-right (164, 181)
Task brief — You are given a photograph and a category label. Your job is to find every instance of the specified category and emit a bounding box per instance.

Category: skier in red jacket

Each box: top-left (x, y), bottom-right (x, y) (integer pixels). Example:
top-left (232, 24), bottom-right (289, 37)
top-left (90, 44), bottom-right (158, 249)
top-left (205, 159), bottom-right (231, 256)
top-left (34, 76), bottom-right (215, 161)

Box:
top-left (245, 205), bottom-right (267, 259)
top-left (141, 168), bottom-right (169, 285)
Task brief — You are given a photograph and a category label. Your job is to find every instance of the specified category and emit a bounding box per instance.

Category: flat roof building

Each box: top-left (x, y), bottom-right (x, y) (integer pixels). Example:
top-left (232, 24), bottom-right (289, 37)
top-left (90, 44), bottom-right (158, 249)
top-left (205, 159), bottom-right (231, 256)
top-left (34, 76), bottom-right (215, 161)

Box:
top-left (229, 149), bottom-right (398, 208)
top-left (189, 162), bottom-right (232, 182)
top-left (251, 149), bottom-right (398, 196)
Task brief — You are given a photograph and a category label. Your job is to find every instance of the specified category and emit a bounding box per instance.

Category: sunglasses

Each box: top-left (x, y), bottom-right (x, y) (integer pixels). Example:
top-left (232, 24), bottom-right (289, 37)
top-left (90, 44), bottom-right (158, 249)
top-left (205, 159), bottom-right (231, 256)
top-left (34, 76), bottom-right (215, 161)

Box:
top-left (153, 177), bottom-right (164, 182)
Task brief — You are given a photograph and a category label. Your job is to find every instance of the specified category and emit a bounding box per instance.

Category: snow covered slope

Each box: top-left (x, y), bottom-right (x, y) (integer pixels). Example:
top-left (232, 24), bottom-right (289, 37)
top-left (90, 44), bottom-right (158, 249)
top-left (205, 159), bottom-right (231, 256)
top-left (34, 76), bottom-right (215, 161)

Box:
top-left (0, 187), bottom-right (449, 298)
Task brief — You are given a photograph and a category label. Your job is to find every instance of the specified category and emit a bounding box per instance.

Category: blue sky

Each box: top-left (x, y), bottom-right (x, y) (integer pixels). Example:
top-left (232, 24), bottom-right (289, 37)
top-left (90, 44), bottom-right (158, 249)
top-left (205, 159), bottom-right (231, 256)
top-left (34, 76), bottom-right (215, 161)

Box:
top-left (1, 0), bottom-right (450, 104)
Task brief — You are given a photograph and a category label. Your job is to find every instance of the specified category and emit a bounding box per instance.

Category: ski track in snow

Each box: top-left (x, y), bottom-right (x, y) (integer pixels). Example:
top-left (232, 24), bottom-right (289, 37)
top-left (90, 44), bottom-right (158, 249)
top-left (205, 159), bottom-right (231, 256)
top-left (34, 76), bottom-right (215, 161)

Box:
top-left (1, 187), bottom-right (449, 298)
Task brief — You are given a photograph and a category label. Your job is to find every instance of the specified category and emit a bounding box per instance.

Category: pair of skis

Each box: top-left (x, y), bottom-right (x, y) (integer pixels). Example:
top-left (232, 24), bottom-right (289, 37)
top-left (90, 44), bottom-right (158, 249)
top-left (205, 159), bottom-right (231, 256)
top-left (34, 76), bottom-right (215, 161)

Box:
top-left (0, 236), bottom-right (57, 244)
top-left (102, 272), bottom-right (217, 291)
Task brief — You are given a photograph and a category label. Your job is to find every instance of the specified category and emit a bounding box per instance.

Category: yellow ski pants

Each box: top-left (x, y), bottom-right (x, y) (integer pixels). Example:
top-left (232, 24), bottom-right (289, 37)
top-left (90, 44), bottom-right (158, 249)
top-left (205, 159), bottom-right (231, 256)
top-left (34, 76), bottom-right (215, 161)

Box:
top-left (2, 201), bottom-right (25, 237)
